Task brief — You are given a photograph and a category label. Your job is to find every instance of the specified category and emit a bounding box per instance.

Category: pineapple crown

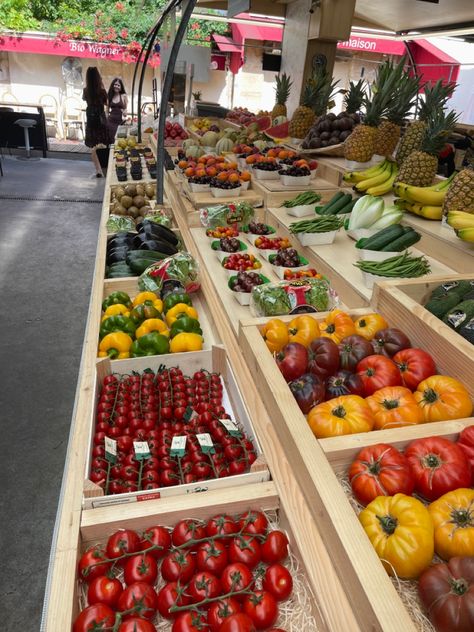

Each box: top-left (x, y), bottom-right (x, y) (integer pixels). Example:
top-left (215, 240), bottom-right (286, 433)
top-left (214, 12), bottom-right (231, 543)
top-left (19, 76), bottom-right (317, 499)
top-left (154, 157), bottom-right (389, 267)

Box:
top-left (385, 73), bottom-right (420, 125)
top-left (343, 79), bottom-right (365, 114)
top-left (274, 73), bottom-right (292, 106)
top-left (306, 66), bottom-right (340, 116)
top-left (418, 79), bottom-right (456, 122)
top-left (421, 108), bottom-right (460, 156)
top-left (363, 57), bottom-right (407, 127)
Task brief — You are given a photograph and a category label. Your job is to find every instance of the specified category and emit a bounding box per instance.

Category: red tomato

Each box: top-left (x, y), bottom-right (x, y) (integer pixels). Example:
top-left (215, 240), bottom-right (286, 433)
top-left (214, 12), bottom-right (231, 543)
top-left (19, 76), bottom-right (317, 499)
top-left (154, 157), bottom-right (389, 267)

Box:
top-left (356, 355), bottom-right (402, 396)
top-left (106, 529), bottom-right (141, 563)
top-left (206, 514), bottom-right (238, 538)
top-left (457, 426), bottom-right (474, 484)
top-left (161, 550), bottom-right (196, 583)
top-left (78, 546), bottom-right (112, 583)
top-left (157, 581), bottom-right (191, 619)
top-left (243, 591), bottom-right (278, 630)
top-left (276, 343), bottom-right (308, 382)
top-left (229, 536), bottom-right (261, 569)
top-left (118, 619), bottom-right (157, 632)
top-left (196, 539), bottom-right (229, 575)
top-left (393, 348), bottom-right (437, 390)
top-left (172, 611), bottom-right (208, 632)
top-left (208, 597), bottom-right (241, 631)
top-left (140, 525), bottom-right (172, 559)
top-left (73, 604), bottom-right (115, 632)
top-left (87, 576), bottom-right (123, 609)
top-left (221, 563), bottom-right (254, 597)
top-left (261, 531), bottom-right (289, 564)
top-left (117, 582), bottom-right (157, 620)
top-left (188, 571), bottom-right (222, 604)
top-left (262, 564), bottom-right (293, 601)
top-left (172, 519), bottom-right (206, 548)
top-left (238, 511), bottom-right (268, 535)
top-left (405, 436), bottom-right (471, 501)
top-left (219, 613), bottom-right (256, 632)
top-left (348, 443), bottom-right (415, 505)
top-left (123, 553), bottom-right (158, 585)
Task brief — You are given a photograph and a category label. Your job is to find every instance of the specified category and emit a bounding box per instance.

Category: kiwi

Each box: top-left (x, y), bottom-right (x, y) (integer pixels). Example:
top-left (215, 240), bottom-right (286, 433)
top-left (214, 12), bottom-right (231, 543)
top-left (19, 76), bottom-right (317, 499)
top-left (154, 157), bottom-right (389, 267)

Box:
top-left (124, 184), bottom-right (137, 197)
top-left (145, 184), bottom-right (155, 198)
top-left (136, 184), bottom-right (145, 197)
top-left (133, 195), bottom-right (146, 209)
top-left (128, 206), bottom-right (140, 219)
top-left (114, 186), bottom-right (126, 200)
top-left (121, 195), bottom-right (133, 209)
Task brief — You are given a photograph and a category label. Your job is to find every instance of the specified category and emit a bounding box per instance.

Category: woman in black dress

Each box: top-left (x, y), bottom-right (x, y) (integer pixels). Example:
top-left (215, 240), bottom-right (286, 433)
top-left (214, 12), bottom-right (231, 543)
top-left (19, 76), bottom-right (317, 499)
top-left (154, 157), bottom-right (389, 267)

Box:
top-left (82, 66), bottom-right (110, 177)
top-left (107, 77), bottom-right (128, 141)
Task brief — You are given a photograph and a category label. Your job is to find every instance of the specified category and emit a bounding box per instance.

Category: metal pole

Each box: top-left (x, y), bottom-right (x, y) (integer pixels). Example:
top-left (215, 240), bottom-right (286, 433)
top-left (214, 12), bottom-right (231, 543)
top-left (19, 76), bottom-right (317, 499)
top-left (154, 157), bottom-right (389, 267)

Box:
top-left (157, 0), bottom-right (198, 205)
top-left (131, 27), bottom-right (155, 121)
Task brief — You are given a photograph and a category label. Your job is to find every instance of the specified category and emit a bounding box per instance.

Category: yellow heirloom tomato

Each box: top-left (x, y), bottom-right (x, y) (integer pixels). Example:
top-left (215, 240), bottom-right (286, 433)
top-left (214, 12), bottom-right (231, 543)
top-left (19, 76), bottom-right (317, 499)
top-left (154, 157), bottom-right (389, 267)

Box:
top-left (429, 488), bottom-right (474, 560)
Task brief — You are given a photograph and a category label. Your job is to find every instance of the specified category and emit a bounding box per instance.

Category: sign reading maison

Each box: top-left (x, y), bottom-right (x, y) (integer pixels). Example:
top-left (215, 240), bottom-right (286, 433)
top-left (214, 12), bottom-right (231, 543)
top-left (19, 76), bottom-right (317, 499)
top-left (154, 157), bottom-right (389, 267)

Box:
top-left (337, 36), bottom-right (406, 56)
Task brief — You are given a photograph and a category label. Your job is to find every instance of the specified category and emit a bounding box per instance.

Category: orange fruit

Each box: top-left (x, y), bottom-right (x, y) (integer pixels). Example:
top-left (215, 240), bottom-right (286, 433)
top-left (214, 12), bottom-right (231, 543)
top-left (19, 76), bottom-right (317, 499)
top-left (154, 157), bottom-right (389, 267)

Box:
top-left (228, 173), bottom-right (240, 183)
top-left (184, 167), bottom-right (195, 177)
top-left (240, 171), bottom-right (252, 182)
top-left (278, 150), bottom-right (289, 159)
top-left (206, 166), bottom-right (217, 177)
top-left (217, 171), bottom-right (228, 182)
top-left (178, 160), bottom-right (188, 169)
top-left (246, 156), bottom-right (256, 164)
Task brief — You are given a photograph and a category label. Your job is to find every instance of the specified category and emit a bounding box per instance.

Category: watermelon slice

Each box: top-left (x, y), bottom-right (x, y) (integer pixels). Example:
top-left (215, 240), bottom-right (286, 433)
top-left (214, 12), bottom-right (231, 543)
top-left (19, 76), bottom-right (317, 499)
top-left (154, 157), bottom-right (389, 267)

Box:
top-left (256, 115), bottom-right (272, 131)
top-left (265, 121), bottom-right (290, 141)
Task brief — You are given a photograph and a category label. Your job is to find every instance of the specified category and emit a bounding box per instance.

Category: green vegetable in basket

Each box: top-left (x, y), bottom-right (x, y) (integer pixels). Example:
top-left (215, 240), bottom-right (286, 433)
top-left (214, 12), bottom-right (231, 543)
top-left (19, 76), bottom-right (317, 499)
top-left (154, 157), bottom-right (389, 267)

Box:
top-left (281, 191), bottom-right (321, 208)
top-left (354, 252), bottom-right (431, 278)
top-left (289, 216), bottom-right (344, 234)
top-left (107, 214), bottom-right (136, 232)
top-left (442, 300), bottom-right (474, 330)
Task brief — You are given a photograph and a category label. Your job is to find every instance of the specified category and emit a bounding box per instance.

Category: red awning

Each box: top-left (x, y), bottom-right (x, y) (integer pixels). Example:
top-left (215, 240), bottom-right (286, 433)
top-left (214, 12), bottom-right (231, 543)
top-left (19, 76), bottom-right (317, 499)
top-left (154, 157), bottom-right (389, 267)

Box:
top-left (407, 39), bottom-right (460, 86)
top-left (232, 23), bottom-right (283, 44)
top-left (212, 34), bottom-right (242, 53)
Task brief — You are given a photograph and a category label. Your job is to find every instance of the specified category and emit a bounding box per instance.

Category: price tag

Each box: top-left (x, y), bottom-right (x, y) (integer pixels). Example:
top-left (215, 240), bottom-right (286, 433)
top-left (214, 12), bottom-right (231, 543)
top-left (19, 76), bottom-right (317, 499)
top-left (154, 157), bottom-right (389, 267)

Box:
top-left (184, 406), bottom-right (199, 423)
top-left (133, 441), bottom-right (151, 461)
top-left (196, 433), bottom-right (215, 455)
top-left (170, 435), bottom-right (187, 457)
top-left (104, 437), bottom-right (117, 464)
top-left (220, 418), bottom-right (242, 437)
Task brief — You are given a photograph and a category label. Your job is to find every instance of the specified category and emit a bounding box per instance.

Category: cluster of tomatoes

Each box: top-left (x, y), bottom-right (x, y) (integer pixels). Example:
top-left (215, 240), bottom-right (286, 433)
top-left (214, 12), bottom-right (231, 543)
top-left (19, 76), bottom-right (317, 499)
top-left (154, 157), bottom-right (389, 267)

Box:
top-left (282, 269), bottom-right (321, 281)
top-left (91, 367), bottom-right (257, 495)
top-left (206, 227), bottom-right (240, 240)
top-left (253, 237), bottom-right (291, 251)
top-left (222, 254), bottom-right (262, 272)
top-left (75, 511), bottom-right (292, 632)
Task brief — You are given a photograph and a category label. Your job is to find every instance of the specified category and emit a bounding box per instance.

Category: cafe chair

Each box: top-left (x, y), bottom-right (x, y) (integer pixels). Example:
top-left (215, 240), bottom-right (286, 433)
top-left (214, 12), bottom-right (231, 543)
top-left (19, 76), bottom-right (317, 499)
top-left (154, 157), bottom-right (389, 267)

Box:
top-left (62, 96), bottom-right (84, 140)
top-left (14, 118), bottom-right (40, 160)
top-left (1, 91), bottom-right (18, 110)
top-left (40, 94), bottom-right (60, 138)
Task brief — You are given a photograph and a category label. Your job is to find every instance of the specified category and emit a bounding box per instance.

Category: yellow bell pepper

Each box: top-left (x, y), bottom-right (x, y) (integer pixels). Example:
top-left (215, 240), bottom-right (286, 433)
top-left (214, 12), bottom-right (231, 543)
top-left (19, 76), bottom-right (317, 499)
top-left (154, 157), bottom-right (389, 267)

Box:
top-left (152, 298), bottom-right (164, 313)
top-left (102, 303), bottom-right (130, 319)
top-left (98, 332), bottom-right (133, 359)
top-left (136, 318), bottom-right (169, 339)
top-left (165, 303), bottom-right (199, 326)
top-left (359, 493), bottom-right (434, 579)
top-left (261, 319), bottom-right (288, 353)
top-left (170, 332), bottom-right (203, 353)
top-left (133, 291), bottom-right (160, 307)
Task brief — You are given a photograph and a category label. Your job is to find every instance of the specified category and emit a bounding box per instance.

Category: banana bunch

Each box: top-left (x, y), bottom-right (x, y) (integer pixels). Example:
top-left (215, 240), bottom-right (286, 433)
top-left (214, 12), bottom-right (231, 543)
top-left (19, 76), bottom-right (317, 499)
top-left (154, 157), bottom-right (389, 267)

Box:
top-left (446, 210), bottom-right (474, 242)
top-left (343, 160), bottom-right (398, 196)
top-left (392, 178), bottom-right (453, 220)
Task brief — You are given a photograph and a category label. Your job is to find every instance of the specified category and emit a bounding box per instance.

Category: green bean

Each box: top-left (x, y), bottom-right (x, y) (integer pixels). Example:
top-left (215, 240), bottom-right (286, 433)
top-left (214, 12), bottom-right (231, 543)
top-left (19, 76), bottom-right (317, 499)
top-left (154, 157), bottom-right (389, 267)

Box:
top-left (354, 252), bottom-right (431, 278)
top-left (281, 191), bottom-right (322, 208)
top-left (289, 216), bottom-right (344, 234)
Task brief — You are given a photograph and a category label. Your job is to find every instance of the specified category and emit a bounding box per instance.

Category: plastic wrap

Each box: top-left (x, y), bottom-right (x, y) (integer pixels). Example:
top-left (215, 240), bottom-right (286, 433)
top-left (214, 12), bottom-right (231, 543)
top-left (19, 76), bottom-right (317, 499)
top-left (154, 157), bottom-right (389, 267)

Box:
top-left (200, 201), bottom-right (255, 230)
top-left (139, 252), bottom-right (200, 294)
top-left (106, 214), bottom-right (136, 233)
top-left (250, 277), bottom-right (338, 317)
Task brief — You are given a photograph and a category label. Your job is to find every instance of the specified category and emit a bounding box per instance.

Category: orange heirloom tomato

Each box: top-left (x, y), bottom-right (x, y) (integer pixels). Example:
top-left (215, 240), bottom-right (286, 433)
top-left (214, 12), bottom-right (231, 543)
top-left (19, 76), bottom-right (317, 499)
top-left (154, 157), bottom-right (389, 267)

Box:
top-left (307, 394), bottom-right (374, 438)
top-left (320, 310), bottom-right (356, 344)
top-left (287, 315), bottom-right (320, 347)
top-left (366, 386), bottom-right (424, 430)
top-left (428, 488), bottom-right (474, 560)
top-left (261, 319), bottom-right (289, 354)
top-left (414, 375), bottom-right (473, 423)
top-left (354, 313), bottom-right (389, 340)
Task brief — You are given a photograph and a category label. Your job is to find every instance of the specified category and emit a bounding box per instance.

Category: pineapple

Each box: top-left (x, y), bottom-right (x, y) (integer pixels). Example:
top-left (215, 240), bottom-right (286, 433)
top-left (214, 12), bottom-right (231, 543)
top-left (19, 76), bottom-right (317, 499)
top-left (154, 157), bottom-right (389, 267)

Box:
top-left (375, 73), bottom-right (420, 158)
top-left (396, 79), bottom-right (455, 165)
top-left (289, 67), bottom-right (338, 139)
top-left (272, 73), bottom-right (292, 119)
top-left (344, 58), bottom-right (405, 163)
top-left (443, 168), bottom-right (474, 215)
top-left (396, 109), bottom-right (460, 186)
top-left (343, 79), bottom-right (365, 116)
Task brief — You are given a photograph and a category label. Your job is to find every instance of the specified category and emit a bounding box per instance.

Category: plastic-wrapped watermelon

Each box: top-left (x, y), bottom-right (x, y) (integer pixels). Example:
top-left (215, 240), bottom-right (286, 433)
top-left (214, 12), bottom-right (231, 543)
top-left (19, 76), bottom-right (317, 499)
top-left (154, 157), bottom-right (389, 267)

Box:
top-left (265, 121), bottom-right (290, 142)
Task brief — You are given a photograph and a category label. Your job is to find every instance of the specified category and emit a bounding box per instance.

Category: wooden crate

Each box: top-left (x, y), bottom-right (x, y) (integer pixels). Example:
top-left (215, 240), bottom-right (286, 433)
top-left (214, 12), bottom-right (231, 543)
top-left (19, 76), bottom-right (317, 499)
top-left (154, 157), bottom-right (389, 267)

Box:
top-left (43, 481), bottom-right (364, 632)
top-left (238, 307), bottom-right (474, 632)
top-left (83, 345), bottom-right (270, 508)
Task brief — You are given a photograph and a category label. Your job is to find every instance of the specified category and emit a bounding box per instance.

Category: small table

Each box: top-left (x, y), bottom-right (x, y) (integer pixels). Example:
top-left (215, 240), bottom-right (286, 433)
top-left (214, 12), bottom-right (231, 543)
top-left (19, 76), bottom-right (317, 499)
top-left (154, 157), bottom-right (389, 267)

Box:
top-left (0, 101), bottom-right (48, 157)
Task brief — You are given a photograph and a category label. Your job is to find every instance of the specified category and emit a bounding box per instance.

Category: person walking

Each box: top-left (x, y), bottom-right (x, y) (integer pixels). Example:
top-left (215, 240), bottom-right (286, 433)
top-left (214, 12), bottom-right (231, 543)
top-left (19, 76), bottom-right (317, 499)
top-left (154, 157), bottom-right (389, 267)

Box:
top-left (107, 77), bottom-right (128, 142)
top-left (82, 66), bottom-right (110, 177)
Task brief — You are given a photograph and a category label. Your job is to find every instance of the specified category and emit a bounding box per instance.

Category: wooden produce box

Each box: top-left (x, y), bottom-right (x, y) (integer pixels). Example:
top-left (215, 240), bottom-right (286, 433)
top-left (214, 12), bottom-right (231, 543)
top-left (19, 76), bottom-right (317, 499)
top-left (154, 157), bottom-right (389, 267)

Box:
top-left (372, 274), bottom-right (474, 375)
top-left (45, 482), bottom-right (349, 632)
top-left (238, 307), bottom-right (474, 632)
top-left (83, 345), bottom-right (270, 508)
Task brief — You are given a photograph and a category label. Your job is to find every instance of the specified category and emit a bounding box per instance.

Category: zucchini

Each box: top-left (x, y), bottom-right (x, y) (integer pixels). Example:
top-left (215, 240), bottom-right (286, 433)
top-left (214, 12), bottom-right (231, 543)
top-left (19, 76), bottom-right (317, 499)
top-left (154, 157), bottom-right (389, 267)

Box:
top-left (335, 197), bottom-right (357, 215)
top-left (322, 193), bottom-right (353, 215)
top-left (126, 250), bottom-right (167, 263)
top-left (318, 191), bottom-right (346, 214)
top-left (425, 292), bottom-right (462, 318)
top-left (442, 299), bottom-right (474, 330)
top-left (459, 317), bottom-right (474, 344)
top-left (430, 280), bottom-right (474, 300)
top-left (380, 229), bottom-right (421, 252)
top-left (358, 225), bottom-right (405, 251)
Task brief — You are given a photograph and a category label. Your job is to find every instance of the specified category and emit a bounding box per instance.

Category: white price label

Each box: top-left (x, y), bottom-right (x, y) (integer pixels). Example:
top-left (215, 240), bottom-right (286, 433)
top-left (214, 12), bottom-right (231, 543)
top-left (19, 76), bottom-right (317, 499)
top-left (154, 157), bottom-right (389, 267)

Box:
top-left (105, 437), bottom-right (117, 463)
top-left (170, 435), bottom-right (187, 457)
top-left (219, 418), bottom-right (241, 437)
top-left (196, 433), bottom-right (215, 454)
top-left (133, 441), bottom-right (151, 460)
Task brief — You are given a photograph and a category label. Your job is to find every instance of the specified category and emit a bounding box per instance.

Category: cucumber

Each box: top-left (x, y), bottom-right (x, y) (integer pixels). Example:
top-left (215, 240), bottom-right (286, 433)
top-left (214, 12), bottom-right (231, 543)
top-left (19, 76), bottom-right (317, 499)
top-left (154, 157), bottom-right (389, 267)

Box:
top-left (380, 229), bottom-right (421, 252)
top-left (323, 193), bottom-right (353, 215)
top-left (126, 250), bottom-right (167, 263)
top-left (335, 197), bottom-right (357, 215)
top-left (128, 258), bottom-right (162, 274)
top-left (425, 292), bottom-right (462, 318)
top-left (443, 299), bottom-right (474, 330)
top-left (318, 191), bottom-right (346, 214)
top-left (430, 280), bottom-right (474, 300)
top-left (359, 225), bottom-right (405, 251)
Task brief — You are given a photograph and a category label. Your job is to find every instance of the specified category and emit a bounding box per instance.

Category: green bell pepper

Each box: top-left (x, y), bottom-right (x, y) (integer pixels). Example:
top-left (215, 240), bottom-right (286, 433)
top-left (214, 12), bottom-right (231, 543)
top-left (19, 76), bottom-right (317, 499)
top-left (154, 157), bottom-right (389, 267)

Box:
top-left (102, 291), bottom-right (132, 311)
top-left (163, 291), bottom-right (192, 313)
top-left (129, 303), bottom-right (161, 325)
top-left (100, 315), bottom-right (136, 340)
top-left (130, 332), bottom-right (170, 357)
top-left (170, 315), bottom-right (202, 338)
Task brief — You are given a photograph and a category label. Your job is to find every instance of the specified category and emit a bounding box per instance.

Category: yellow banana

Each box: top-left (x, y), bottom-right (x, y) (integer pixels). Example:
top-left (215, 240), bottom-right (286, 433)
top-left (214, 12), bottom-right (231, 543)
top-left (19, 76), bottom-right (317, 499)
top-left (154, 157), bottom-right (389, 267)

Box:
top-left (366, 166), bottom-right (399, 196)
top-left (457, 228), bottom-right (474, 243)
top-left (343, 160), bottom-right (388, 183)
top-left (417, 206), bottom-right (443, 220)
top-left (355, 162), bottom-right (393, 192)
top-left (396, 183), bottom-right (447, 206)
top-left (447, 210), bottom-right (474, 230)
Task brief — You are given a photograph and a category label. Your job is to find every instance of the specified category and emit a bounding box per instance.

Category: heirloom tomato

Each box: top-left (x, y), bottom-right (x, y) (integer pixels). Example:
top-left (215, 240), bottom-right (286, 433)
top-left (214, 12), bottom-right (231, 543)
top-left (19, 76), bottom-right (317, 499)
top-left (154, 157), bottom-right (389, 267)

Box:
top-left (307, 337), bottom-right (340, 379)
top-left (338, 335), bottom-right (374, 371)
top-left (73, 604), bottom-right (115, 632)
top-left (429, 488), bottom-right (474, 560)
top-left (287, 315), bottom-right (320, 347)
top-left (356, 355), bottom-right (402, 396)
top-left (458, 426), bottom-right (474, 483)
top-left (414, 376), bottom-right (473, 422)
top-left (288, 373), bottom-right (325, 414)
top-left (349, 443), bottom-right (415, 505)
top-left (276, 343), bottom-right (308, 382)
top-left (393, 348), bottom-right (437, 390)
top-left (405, 436), bottom-right (471, 501)
top-left (371, 328), bottom-right (411, 357)
top-left (261, 319), bottom-right (289, 354)
top-left (307, 395), bottom-right (374, 439)
top-left (353, 313), bottom-right (388, 340)
top-left (366, 386), bottom-right (423, 430)
top-left (319, 309), bottom-right (355, 344)
top-left (325, 370), bottom-right (365, 399)
top-left (419, 556), bottom-right (474, 632)
top-left (359, 493), bottom-right (434, 579)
